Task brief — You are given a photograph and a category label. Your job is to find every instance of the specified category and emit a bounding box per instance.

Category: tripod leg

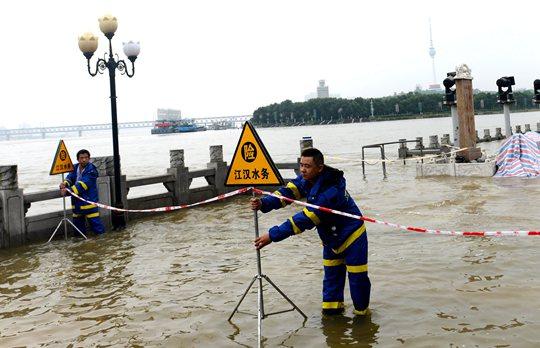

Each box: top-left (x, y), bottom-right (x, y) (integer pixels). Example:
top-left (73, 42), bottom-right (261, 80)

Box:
top-left (263, 275), bottom-right (308, 319)
top-left (47, 219), bottom-right (64, 243)
top-left (257, 280), bottom-right (262, 348)
top-left (228, 275), bottom-right (258, 321)
top-left (66, 218), bottom-right (88, 240)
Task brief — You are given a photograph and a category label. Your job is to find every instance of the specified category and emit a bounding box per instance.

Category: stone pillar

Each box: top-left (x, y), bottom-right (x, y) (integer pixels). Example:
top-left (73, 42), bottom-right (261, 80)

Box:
top-left (441, 134), bottom-right (451, 146)
top-left (454, 64), bottom-right (481, 161)
top-left (415, 137), bottom-right (424, 150)
top-left (525, 124), bottom-right (531, 132)
top-left (167, 150), bottom-right (191, 205)
top-left (515, 125), bottom-right (522, 134)
top-left (299, 137), bottom-right (313, 152)
top-left (495, 127), bottom-right (503, 140)
top-left (398, 138), bottom-right (408, 158)
top-left (0, 165), bottom-right (26, 248)
top-left (90, 156), bottom-right (112, 231)
top-left (428, 135), bottom-right (439, 149)
top-left (483, 129), bottom-right (492, 142)
top-left (297, 137), bottom-right (313, 175)
top-left (206, 145), bottom-right (227, 195)
top-left (98, 155), bottom-right (128, 223)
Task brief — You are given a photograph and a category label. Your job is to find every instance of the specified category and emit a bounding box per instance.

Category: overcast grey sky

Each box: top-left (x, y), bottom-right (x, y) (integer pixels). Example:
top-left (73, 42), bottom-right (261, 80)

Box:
top-left (1, 0), bottom-right (539, 128)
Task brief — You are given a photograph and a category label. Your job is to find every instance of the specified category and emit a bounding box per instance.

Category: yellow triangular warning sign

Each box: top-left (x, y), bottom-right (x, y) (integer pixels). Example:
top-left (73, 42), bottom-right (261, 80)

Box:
top-left (225, 122), bottom-right (284, 186)
top-left (49, 140), bottom-right (74, 175)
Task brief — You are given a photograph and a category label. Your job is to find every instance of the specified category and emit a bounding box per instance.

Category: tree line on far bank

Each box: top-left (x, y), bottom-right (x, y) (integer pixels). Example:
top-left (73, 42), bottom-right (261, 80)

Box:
top-left (251, 90), bottom-right (537, 126)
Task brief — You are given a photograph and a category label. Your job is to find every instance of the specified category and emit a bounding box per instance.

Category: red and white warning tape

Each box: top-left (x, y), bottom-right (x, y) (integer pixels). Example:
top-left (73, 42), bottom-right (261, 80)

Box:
top-left (66, 187), bottom-right (251, 213)
top-left (66, 187), bottom-right (539, 237)
top-left (252, 188), bottom-right (540, 237)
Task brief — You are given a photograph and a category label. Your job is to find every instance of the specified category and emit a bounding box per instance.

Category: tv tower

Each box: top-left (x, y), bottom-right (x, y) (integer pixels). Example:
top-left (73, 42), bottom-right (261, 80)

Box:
top-left (428, 18), bottom-right (440, 90)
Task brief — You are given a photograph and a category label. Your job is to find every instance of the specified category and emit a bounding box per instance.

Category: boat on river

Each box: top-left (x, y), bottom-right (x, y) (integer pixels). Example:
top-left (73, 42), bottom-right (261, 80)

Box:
top-left (151, 119), bottom-right (206, 134)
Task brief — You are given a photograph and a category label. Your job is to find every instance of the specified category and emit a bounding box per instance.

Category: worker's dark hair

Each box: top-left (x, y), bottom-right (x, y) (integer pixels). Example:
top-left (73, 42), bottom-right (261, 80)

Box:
top-left (301, 147), bottom-right (324, 166)
top-left (77, 149), bottom-right (90, 159)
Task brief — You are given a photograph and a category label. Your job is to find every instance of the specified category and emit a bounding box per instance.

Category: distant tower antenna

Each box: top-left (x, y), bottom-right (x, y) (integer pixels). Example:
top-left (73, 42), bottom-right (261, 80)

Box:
top-left (428, 18), bottom-right (437, 84)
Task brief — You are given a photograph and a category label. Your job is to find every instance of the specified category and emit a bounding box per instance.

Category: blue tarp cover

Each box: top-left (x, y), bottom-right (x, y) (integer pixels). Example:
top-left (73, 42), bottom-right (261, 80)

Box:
top-left (494, 132), bottom-right (540, 177)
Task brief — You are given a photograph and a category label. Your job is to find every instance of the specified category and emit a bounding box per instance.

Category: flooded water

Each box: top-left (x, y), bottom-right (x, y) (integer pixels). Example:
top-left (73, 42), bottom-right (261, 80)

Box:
top-left (1, 112), bottom-right (540, 346)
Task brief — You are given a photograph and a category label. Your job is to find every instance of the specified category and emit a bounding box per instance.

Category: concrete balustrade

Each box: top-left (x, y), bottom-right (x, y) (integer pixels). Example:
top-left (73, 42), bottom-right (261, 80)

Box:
top-left (0, 145), bottom-right (302, 249)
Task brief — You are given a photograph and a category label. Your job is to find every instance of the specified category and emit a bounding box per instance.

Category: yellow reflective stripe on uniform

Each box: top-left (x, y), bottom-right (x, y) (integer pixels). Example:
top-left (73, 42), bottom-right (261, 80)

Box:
top-left (332, 224), bottom-right (366, 254)
top-left (286, 182), bottom-right (301, 200)
top-left (346, 264), bottom-right (368, 273)
top-left (289, 217), bottom-right (302, 234)
top-left (353, 308), bottom-right (369, 315)
top-left (63, 180), bottom-right (71, 186)
top-left (71, 205), bottom-right (75, 210)
top-left (322, 301), bottom-right (344, 309)
top-left (78, 181), bottom-right (88, 190)
top-left (71, 185), bottom-right (79, 195)
top-left (323, 259), bottom-right (344, 267)
top-left (303, 207), bottom-right (320, 225)
top-left (273, 191), bottom-right (287, 207)
top-left (80, 204), bottom-right (96, 210)
top-left (72, 213), bottom-right (81, 217)
top-left (86, 212), bottom-right (100, 218)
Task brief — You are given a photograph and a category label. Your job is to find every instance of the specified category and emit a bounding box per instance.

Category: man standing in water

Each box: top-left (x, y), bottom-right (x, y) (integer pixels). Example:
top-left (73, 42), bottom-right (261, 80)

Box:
top-left (251, 148), bottom-right (370, 315)
top-left (59, 149), bottom-right (105, 235)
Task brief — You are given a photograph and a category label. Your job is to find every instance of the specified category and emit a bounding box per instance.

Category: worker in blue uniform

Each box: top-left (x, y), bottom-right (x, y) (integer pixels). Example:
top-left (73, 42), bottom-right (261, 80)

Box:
top-left (251, 147), bottom-right (370, 315)
top-left (59, 149), bottom-right (105, 235)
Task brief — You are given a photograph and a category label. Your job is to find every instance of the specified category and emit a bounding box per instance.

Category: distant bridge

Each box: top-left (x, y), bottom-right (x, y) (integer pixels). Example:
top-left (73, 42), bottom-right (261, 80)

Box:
top-left (0, 115), bottom-right (252, 140)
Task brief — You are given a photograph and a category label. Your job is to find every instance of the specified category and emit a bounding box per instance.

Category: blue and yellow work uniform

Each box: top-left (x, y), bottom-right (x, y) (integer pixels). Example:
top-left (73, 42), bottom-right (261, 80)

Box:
top-left (260, 166), bottom-right (370, 315)
top-left (64, 162), bottom-right (105, 235)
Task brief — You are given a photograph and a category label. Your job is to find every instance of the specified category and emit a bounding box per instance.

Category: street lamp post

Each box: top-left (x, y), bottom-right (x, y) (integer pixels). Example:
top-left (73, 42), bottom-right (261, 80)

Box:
top-left (78, 14), bottom-right (140, 230)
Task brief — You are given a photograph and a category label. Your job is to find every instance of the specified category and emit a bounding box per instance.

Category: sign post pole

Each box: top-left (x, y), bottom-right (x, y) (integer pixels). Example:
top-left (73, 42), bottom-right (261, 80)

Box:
top-left (254, 190), bottom-right (264, 346)
top-left (62, 173), bottom-right (68, 240)
top-left (225, 122), bottom-right (307, 346)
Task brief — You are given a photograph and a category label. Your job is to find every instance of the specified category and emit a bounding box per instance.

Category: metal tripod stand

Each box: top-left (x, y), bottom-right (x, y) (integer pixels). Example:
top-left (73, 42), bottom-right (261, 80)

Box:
top-left (47, 173), bottom-right (87, 242)
top-left (228, 192), bottom-right (307, 347)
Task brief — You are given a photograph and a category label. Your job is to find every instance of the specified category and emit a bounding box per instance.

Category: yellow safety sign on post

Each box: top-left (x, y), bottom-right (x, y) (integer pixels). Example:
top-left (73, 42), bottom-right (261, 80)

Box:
top-left (49, 140), bottom-right (74, 175)
top-left (225, 121), bottom-right (284, 186)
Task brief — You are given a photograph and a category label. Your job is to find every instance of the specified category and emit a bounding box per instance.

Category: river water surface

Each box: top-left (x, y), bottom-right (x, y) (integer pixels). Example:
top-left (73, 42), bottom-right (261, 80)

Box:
top-left (1, 113), bottom-right (540, 347)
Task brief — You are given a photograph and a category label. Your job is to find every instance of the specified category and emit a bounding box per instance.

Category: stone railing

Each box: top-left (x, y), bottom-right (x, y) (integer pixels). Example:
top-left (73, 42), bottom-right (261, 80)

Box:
top-left (0, 139), bottom-right (312, 249)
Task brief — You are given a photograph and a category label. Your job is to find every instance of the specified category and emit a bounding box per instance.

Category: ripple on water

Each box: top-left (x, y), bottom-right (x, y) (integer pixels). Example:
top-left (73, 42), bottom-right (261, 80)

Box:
top-left (2, 156), bottom-right (540, 345)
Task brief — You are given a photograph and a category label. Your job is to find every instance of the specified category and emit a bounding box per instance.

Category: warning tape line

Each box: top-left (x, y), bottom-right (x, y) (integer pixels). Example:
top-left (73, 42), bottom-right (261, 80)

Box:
top-left (66, 187), bottom-right (540, 237)
top-left (252, 188), bottom-right (540, 237)
top-left (66, 187), bottom-right (251, 213)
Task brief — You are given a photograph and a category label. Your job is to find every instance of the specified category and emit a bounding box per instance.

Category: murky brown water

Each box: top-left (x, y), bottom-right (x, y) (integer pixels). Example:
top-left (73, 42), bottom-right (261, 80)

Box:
top-left (1, 113), bottom-right (540, 346)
